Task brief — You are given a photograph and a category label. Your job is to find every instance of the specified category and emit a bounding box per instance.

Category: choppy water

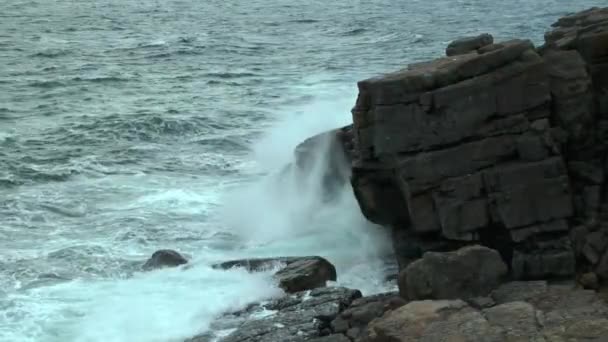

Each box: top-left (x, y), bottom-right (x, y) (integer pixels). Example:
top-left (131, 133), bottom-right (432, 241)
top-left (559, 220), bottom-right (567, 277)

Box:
top-left (1, 0), bottom-right (606, 341)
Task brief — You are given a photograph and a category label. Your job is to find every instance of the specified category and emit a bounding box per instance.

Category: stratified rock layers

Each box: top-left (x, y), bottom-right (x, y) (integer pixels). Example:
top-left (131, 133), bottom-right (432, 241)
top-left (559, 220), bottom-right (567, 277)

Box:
top-left (350, 7), bottom-right (608, 281)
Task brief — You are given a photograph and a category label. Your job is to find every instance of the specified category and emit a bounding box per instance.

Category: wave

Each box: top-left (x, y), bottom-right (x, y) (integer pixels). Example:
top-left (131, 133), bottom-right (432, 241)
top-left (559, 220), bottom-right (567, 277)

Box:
top-left (72, 76), bottom-right (130, 83)
top-left (30, 49), bottom-right (71, 58)
top-left (27, 80), bottom-right (66, 88)
top-left (204, 72), bottom-right (258, 79)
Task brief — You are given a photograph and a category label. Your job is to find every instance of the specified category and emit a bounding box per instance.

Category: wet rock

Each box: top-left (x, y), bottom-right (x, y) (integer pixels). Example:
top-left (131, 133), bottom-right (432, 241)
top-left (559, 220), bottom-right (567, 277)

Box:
top-left (446, 33), bottom-right (494, 56)
top-left (215, 256), bottom-right (337, 293)
top-left (142, 249), bottom-right (188, 270)
top-left (276, 258), bottom-right (337, 293)
top-left (294, 125), bottom-right (354, 199)
top-left (398, 245), bottom-right (508, 300)
top-left (330, 292), bottom-right (406, 340)
top-left (214, 287), bottom-right (361, 342)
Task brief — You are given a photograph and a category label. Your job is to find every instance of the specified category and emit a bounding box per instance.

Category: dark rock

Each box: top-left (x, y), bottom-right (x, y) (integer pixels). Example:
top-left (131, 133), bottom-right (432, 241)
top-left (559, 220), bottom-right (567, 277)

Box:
top-left (329, 292), bottom-right (405, 340)
top-left (511, 238), bottom-right (576, 279)
top-left (213, 256), bottom-right (308, 271)
top-left (569, 161), bottom-right (604, 184)
top-left (398, 245), bottom-right (508, 300)
top-left (294, 125), bottom-right (354, 198)
top-left (215, 256), bottom-right (337, 293)
top-left (579, 272), bottom-right (600, 290)
top-left (275, 257), bottom-right (337, 293)
top-left (491, 281), bottom-right (548, 304)
top-left (142, 249), bottom-right (188, 270)
top-left (446, 33), bottom-right (494, 56)
top-left (215, 287), bottom-right (361, 342)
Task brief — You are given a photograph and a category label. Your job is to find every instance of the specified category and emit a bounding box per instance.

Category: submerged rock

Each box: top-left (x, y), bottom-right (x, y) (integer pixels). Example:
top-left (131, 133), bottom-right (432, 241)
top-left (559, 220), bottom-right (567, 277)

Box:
top-left (142, 249), bottom-right (188, 270)
top-left (215, 256), bottom-right (337, 293)
top-left (398, 245), bottom-right (508, 300)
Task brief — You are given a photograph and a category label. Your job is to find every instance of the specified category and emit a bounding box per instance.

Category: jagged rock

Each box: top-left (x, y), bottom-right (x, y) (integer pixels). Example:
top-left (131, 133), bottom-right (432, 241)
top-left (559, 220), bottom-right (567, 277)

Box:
top-left (204, 287), bottom-right (361, 342)
top-left (446, 33), bottom-right (494, 56)
top-left (398, 245), bottom-right (508, 300)
top-left (214, 256), bottom-right (309, 271)
top-left (214, 256), bottom-right (337, 293)
top-left (347, 8), bottom-right (608, 283)
top-left (142, 249), bottom-right (188, 270)
top-left (329, 292), bottom-right (406, 340)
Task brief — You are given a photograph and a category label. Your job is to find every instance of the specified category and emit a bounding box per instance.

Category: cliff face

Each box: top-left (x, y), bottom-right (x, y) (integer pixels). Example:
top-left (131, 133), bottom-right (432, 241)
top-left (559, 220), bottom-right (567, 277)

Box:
top-left (347, 7), bottom-right (608, 281)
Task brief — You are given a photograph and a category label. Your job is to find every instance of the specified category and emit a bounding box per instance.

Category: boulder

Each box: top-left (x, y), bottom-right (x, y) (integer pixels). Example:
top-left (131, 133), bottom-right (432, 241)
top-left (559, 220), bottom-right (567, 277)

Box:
top-left (215, 256), bottom-right (337, 293)
top-left (142, 249), bottom-right (188, 270)
top-left (275, 257), bottom-right (337, 293)
top-left (398, 245), bottom-right (508, 300)
top-left (446, 33), bottom-right (494, 56)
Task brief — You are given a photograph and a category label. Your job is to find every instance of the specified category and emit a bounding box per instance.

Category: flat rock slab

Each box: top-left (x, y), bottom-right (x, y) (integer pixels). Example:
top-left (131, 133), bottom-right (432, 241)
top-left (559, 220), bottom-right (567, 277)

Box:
top-left (214, 256), bottom-right (337, 293)
top-left (361, 283), bottom-right (608, 342)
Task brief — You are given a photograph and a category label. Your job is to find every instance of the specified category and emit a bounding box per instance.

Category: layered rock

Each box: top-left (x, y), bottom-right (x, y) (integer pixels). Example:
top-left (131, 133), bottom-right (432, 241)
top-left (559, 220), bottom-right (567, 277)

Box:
top-left (351, 36), bottom-right (575, 280)
top-left (541, 7), bottom-right (608, 282)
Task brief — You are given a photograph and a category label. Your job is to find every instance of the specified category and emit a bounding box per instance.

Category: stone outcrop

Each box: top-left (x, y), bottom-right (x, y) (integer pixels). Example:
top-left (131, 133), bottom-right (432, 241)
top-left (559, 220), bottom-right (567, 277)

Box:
top-left (187, 287), bottom-right (362, 342)
top-left (329, 292), bottom-right (406, 341)
top-left (360, 281), bottom-right (608, 342)
top-left (398, 245), bottom-right (508, 300)
top-left (186, 7), bottom-right (608, 342)
top-left (214, 256), bottom-right (337, 293)
top-left (349, 7), bottom-right (608, 285)
top-left (446, 33), bottom-right (494, 56)
top-left (142, 249), bottom-right (188, 270)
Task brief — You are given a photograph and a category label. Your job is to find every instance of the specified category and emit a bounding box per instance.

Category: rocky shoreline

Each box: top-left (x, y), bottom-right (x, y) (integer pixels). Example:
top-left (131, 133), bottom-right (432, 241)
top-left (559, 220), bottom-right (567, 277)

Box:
top-left (172, 7), bottom-right (608, 342)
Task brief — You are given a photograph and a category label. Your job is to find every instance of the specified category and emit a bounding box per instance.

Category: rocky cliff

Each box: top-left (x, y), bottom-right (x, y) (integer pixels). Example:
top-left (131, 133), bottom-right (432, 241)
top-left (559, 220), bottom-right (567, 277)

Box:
top-left (349, 7), bottom-right (608, 285)
top-left (187, 7), bottom-right (608, 342)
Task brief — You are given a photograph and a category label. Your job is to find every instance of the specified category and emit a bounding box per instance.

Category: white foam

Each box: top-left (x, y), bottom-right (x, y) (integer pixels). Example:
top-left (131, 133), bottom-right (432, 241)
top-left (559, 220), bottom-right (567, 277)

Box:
top-left (0, 266), bottom-right (283, 342)
top-left (1, 79), bottom-right (395, 342)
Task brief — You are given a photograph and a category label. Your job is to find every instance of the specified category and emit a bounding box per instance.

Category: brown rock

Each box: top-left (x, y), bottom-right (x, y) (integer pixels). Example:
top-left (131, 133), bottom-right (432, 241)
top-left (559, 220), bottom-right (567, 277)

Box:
top-left (579, 272), bottom-right (600, 290)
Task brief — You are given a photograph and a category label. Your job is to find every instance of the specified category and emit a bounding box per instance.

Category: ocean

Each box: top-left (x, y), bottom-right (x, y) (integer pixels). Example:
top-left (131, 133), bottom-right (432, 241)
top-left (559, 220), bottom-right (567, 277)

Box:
top-left (1, 0), bottom-right (606, 341)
